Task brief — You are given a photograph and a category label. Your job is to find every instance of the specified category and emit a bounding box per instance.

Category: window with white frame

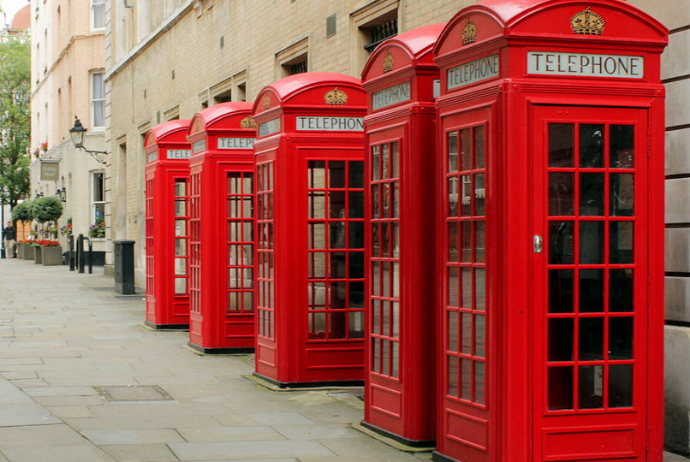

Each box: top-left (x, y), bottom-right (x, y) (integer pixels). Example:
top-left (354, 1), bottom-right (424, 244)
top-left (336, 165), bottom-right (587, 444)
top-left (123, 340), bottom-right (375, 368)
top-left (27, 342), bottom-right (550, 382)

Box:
top-left (92, 171), bottom-right (105, 230)
top-left (92, 0), bottom-right (105, 30)
top-left (91, 72), bottom-right (105, 128)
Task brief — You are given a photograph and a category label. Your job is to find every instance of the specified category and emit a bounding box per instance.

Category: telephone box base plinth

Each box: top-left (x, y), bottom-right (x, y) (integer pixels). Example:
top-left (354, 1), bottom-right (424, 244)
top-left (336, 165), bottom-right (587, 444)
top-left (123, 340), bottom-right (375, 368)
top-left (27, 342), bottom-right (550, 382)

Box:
top-left (252, 372), bottom-right (363, 390)
top-left (431, 451), bottom-right (457, 462)
top-left (144, 321), bottom-right (189, 331)
top-left (187, 343), bottom-right (254, 355)
top-left (358, 421), bottom-right (435, 450)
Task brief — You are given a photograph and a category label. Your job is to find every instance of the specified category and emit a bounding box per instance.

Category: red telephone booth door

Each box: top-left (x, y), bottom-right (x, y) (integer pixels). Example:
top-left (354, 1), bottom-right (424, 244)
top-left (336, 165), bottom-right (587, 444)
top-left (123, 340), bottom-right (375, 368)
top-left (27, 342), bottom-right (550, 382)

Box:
top-left (532, 105), bottom-right (650, 461)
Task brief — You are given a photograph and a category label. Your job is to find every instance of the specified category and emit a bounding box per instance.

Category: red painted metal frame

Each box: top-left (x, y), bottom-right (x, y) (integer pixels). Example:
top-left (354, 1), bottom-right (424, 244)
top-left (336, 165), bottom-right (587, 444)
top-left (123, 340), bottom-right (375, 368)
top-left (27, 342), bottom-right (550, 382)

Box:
top-left (187, 102), bottom-right (257, 353)
top-left (432, 1), bottom-right (667, 461)
top-left (144, 120), bottom-right (192, 329)
top-left (252, 73), bottom-right (367, 387)
top-left (361, 23), bottom-right (445, 446)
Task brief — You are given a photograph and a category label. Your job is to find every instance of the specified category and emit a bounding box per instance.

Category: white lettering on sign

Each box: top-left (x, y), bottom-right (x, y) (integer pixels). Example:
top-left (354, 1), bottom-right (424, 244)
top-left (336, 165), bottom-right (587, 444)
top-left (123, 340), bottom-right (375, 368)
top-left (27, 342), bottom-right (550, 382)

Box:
top-left (447, 54), bottom-right (500, 89)
top-left (296, 116), bottom-right (364, 132)
top-left (259, 118), bottom-right (281, 137)
top-left (218, 137), bottom-right (256, 150)
top-left (167, 149), bottom-right (191, 159)
top-left (372, 81), bottom-right (411, 110)
top-left (527, 52), bottom-right (644, 79)
top-left (147, 151), bottom-right (158, 163)
top-left (193, 140), bottom-right (206, 153)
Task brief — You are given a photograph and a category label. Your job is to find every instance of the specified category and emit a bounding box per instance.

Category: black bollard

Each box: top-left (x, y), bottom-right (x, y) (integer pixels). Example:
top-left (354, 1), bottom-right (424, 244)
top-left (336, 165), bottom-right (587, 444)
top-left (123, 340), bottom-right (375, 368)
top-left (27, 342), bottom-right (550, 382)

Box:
top-left (68, 234), bottom-right (75, 271)
top-left (77, 234), bottom-right (85, 274)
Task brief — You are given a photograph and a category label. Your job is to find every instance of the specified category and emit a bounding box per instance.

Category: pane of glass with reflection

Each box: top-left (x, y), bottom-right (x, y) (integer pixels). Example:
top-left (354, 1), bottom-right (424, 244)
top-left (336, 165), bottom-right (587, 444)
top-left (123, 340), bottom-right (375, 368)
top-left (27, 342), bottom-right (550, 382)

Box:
top-left (579, 221), bottom-right (604, 264)
top-left (578, 365), bottom-right (604, 409)
top-left (579, 317), bottom-right (604, 360)
top-left (349, 221), bottom-right (364, 249)
top-left (330, 161), bottom-right (346, 189)
top-left (329, 311), bottom-right (347, 339)
top-left (461, 221), bottom-right (472, 262)
top-left (330, 222), bottom-right (346, 249)
top-left (448, 266), bottom-right (459, 307)
top-left (382, 145), bottom-right (390, 180)
top-left (461, 359), bottom-right (472, 401)
top-left (580, 173), bottom-right (604, 216)
top-left (475, 221), bottom-right (485, 263)
top-left (309, 191), bottom-right (326, 219)
top-left (448, 356), bottom-right (459, 397)
top-left (448, 177), bottom-right (459, 217)
top-left (308, 161), bottom-right (326, 189)
top-left (579, 124), bottom-right (604, 168)
top-left (330, 252), bottom-right (346, 279)
top-left (548, 367), bottom-right (574, 410)
top-left (448, 132), bottom-right (458, 173)
top-left (610, 221), bottom-right (634, 264)
top-left (175, 239), bottom-right (187, 256)
top-left (461, 312), bottom-right (472, 354)
top-left (448, 222), bottom-right (458, 262)
top-left (609, 317), bottom-right (634, 359)
top-left (610, 173), bottom-right (634, 217)
top-left (349, 311), bottom-right (364, 338)
top-left (392, 342), bottom-right (399, 378)
top-left (609, 364), bottom-right (633, 408)
top-left (475, 361), bottom-right (486, 404)
top-left (549, 221), bottom-right (574, 264)
top-left (348, 252), bottom-right (364, 279)
top-left (461, 129), bottom-right (471, 171)
top-left (175, 219), bottom-right (187, 237)
top-left (349, 161), bottom-right (364, 188)
top-left (391, 142), bottom-right (399, 178)
top-left (475, 173), bottom-right (485, 216)
top-left (175, 278), bottom-right (187, 295)
top-left (548, 318), bottom-right (573, 361)
top-left (448, 311), bottom-right (459, 352)
top-left (175, 199), bottom-right (187, 217)
top-left (308, 252), bottom-right (326, 278)
top-left (461, 175), bottom-right (472, 216)
top-left (461, 268), bottom-right (472, 308)
top-left (610, 269), bottom-right (634, 312)
top-left (308, 223), bottom-right (326, 249)
top-left (579, 269), bottom-right (603, 313)
top-left (610, 125), bottom-right (635, 169)
top-left (549, 172), bottom-right (573, 216)
top-left (174, 258), bottom-right (187, 276)
top-left (549, 270), bottom-right (573, 313)
top-left (349, 191), bottom-right (364, 218)
top-left (350, 281), bottom-right (364, 308)
top-left (549, 124), bottom-right (574, 168)
top-left (474, 126), bottom-right (485, 170)
top-left (371, 147), bottom-right (380, 182)
top-left (330, 191), bottom-right (346, 218)
top-left (475, 314), bottom-right (485, 358)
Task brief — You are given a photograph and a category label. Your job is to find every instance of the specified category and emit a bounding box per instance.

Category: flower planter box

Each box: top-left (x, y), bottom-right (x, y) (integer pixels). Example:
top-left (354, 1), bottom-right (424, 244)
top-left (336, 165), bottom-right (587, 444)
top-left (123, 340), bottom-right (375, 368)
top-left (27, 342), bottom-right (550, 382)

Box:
top-left (20, 243), bottom-right (34, 261)
top-left (33, 246), bottom-right (42, 264)
top-left (41, 246), bottom-right (63, 266)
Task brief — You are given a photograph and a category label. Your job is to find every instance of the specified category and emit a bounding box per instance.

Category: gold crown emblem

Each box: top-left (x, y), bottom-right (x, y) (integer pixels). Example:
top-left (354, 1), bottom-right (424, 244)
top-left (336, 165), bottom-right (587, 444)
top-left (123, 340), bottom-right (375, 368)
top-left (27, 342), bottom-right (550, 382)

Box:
top-left (325, 87), bottom-right (348, 105)
top-left (382, 53), bottom-right (394, 73)
top-left (240, 116), bottom-right (256, 129)
top-left (571, 7), bottom-right (605, 36)
top-left (462, 20), bottom-right (477, 45)
top-left (263, 96), bottom-right (271, 110)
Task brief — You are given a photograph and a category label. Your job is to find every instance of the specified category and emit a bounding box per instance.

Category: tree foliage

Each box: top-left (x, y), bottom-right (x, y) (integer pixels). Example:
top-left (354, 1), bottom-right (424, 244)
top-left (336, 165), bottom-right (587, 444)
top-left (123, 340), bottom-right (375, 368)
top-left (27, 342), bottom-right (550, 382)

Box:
top-left (32, 197), bottom-right (63, 223)
top-left (11, 200), bottom-right (32, 222)
top-left (0, 37), bottom-right (30, 209)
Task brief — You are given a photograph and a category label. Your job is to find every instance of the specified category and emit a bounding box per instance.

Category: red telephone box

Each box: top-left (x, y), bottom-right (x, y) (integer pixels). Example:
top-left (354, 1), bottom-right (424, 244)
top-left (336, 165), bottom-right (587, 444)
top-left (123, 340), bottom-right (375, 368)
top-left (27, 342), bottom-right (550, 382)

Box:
top-left (187, 102), bottom-right (257, 353)
top-left (432, 1), bottom-right (667, 461)
top-left (252, 73), bottom-right (367, 387)
top-left (144, 120), bottom-right (192, 329)
top-left (360, 23), bottom-right (444, 446)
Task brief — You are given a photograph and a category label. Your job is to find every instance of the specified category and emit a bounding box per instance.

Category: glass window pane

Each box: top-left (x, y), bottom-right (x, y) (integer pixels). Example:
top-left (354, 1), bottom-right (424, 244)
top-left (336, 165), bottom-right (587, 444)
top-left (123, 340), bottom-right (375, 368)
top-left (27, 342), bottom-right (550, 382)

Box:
top-left (391, 302), bottom-right (400, 338)
top-left (329, 311), bottom-right (347, 339)
top-left (609, 364), bottom-right (633, 408)
top-left (309, 192), bottom-right (326, 219)
top-left (349, 161), bottom-right (364, 188)
top-left (392, 342), bottom-right (399, 378)
top-left (474, 126), bottom-right (485, 170)
top-left (381, 145), bottom-right (390, 180)
top-left (448, 222), bottom-right (458, 263)
top-left (548, 367), bottom-right (574, 410)
top-left (372, 185), bottom-right (380, 219)
top-left (461, 313), bottom-right (472, 354)
top-left (461, 359), bottom-right (472, 401)
top-left (349, 222), bottom-right (364, 249)
top-left (578, 365), bottom-right (604, 409)
top-left (308, 252), bottom-right (326, 278)
top-left (392, 262), bottom-right (400, 298)
top-left (610, 173), bottom-right (634, 217)
top-left (609, 317), bottom-right (634, 359)
top-left (175, 199), bottom-right (186, 216)
top-left (175, 239), bottom-right (187, 256)
top-left (579, 269), bottom-right (604, 313)
top-left (475, 361), bottom-right (486, 404)
top-left (579, 221), bottom-right (604, 264)
top-left (549, 172), bottom-right (574, 216)
top-left (549, 221), bottom-right (574, 265)
top-left (329, 161), bottom-right (346, 188)
top-left (392, 223), bottom-right (399, 258)
top-left (373, 262), bottom-right (380, 296)
top-left (174, 258), bottom-right (187, 276)
top-left (371, 147), bottom-right (380, 182)
top-left (310, 313), bottom-right (326, 339)
top-left (461, 268), bottom-right (472, 308)
top-left (330, 222), bottom-right (346, 249)
top-left (349, 191), bottom-right (364, 218)
top-left (391, 142), bottom-right (399, 178)
top-left (549, 124), bottom-right (574, 168)
top-left (175, 278), bottom-right (187, 294)
top-left (392, 182), bottom-right (399, 218)
top-left (350, 281), bottom-right (364, 308)
top-left (348, 252), bottom-right (364, 279)
top-left (330, 252), bottom-right (346, 279)
top-left (174, 179), bottom-right (187, 197)
top-left (475, 221), bottom-right (485, 263)
top-left (580, 173), bottom-right (604, 216)
top-left (461, 221), bottom-right (472, 262)
top-left (549, 269), bottom-right (573, 313)
top-left (475, 315), bottom-right (485, 358)
top-left (381, 183), bottom-right (390, 218)
top-left (548, 318), bottom-right (573, 361)
top-left (610, 222), bottom-right (634, 264)
top-left (474, 173), bottom-right (485, 216)
top-left (579, 317), bottom-right (604, 361)
top-left (308, 161), bottom-right (326, 189)
top-left (349, 311), bottom-right (364, 338)
top-left (372, 338), bottom-right (380, 373)
top-left (330, 191), bottom-right (345, 218)
top-left (243, 292), bottom-right (254, 312)
top-left (175, 219), bottom-right (187, 236)
top-left (610, 269), bottom-right (634, 312)
top-left (579, 124), bottom-right (604, 168)
top-left (448, 177), bottom-right (458, 217)
top-left (461, 175), bottom-right (472, 217)
top-left (460, 129), bottom-right (471, 171)
top-left (448, 356), bottom-right (458, 397)
top-left (372, 300), bottom-right (380, 335)
top-left (448, 311), bottom-right (459, 352)
top-left (308, 223), bottom-right (326, 249)
top-left (448, 132), bottom-right (458, 173)
top-left (448, 266), bottom-right (459, 307)
top-left (475, 268), bottom-right (486, 311)
top-left (382, 340), bottom-right (390, 375)
top-left (610, 125), bottom-right (635, 169)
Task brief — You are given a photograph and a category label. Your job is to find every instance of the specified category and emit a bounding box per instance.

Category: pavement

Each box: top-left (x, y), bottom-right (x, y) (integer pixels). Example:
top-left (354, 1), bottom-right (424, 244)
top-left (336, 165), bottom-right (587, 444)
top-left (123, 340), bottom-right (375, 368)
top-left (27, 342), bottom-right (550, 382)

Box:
top-left (0, 258), bottom-right (687, 462)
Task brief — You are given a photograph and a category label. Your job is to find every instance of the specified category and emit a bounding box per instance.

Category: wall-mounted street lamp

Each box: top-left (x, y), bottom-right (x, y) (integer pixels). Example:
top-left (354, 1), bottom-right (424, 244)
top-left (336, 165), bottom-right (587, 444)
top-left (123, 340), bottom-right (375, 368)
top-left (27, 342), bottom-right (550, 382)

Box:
top-left (69, 116), bottom-right (108, 165)
top-left (55, 187), bottom-right (66, 203)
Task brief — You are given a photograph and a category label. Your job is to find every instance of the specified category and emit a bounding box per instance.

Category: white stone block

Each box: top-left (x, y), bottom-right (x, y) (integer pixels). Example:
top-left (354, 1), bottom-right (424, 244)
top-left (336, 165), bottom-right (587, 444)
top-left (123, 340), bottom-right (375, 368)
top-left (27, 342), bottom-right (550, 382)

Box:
top-left (667, 228), bottom-right (690, 273)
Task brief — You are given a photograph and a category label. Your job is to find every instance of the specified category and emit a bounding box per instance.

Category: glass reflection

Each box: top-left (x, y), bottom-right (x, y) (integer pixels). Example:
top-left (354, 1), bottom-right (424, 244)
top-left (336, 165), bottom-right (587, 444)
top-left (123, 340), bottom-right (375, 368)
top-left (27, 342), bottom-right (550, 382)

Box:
top-left (461, 129), bottom-right (471, 171)
top-left (448, 311), bottom-right (459, 352)
top-left (579, 124), bottom-right (604, 168)
top-left (610, 221), bottom-right (633, 264)
top-left (448, 132), bottom-right (458, 173)
top-left (579, 317), bottom-right (603, 360)
top-left (610, 125), bottom-right (635, 169)
top-left (549, 221), bottom-right (574, 264)
top-left (474, 126), bottom-right (485, 169)
top-left (580, 173), bottom-right (604, 216)
top-left (308, 161), bottom-right (326, 189)
top-left (579, 221), bottom-right (604, 264)
top-left (371, 147), bottom-right (380, 182)
top-left (610, 174), bottom-right (634, 217)
top-left (475, 269), bottom-right (486, 311)
top-left (609, 317), bottom-right (633, 359)
top-left (548, 124), bottom-right (574, 167)
top-left (609, 365), bottom-right (633, 407)
top-left (579, 269), bottom-right (603, 313)
top-left (549, 270), bottom-right (573, 313)
top-left (548, 367), bottom-right (574, 410)
top-left (549, 172), bottom-right (573, 216)
top-left (330, 161), bottom-right (346, 188)
top-left (610, 269), bottom-right (633, 312)
top-left (578, 365), bottom-right (604, 409)
top-left (548, 318), bottom-right (573, 361)
top-left (349, 161), bottom-right (364, 188)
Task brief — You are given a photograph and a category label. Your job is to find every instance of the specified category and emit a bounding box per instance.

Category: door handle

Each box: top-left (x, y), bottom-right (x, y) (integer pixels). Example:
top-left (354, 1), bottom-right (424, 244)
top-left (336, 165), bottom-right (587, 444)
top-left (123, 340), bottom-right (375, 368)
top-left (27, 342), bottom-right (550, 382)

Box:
top-left (534, 235), bottom-right (543, 254)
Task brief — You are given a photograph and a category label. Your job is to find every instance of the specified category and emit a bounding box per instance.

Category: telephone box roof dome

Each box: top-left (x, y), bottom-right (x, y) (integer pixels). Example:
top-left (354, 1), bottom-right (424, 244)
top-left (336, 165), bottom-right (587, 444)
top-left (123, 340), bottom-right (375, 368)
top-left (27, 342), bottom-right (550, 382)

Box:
top-left (145, 120), bottom-right (190, 147)
top-left (383, 22), bottom-right (446, 57)
top-left (256, 72), bottom-right (363, 104)
top-left (191, 102), bottom-right (253, 129)
top-left (434, 0), bottom-right (667, 58)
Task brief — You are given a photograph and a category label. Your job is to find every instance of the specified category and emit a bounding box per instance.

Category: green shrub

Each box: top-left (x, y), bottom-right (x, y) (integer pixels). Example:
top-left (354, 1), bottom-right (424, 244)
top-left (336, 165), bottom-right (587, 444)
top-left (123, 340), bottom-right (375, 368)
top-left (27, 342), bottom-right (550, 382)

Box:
top-left (12, 200), bottom-right (33, 222)
top-left (32, 197), bottom-right (63, 223)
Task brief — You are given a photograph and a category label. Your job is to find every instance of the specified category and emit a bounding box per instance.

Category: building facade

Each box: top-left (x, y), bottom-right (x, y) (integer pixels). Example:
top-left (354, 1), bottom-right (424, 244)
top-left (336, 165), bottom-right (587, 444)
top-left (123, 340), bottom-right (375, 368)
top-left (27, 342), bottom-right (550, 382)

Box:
top-left (30, 0), bottom-right (107, 255)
